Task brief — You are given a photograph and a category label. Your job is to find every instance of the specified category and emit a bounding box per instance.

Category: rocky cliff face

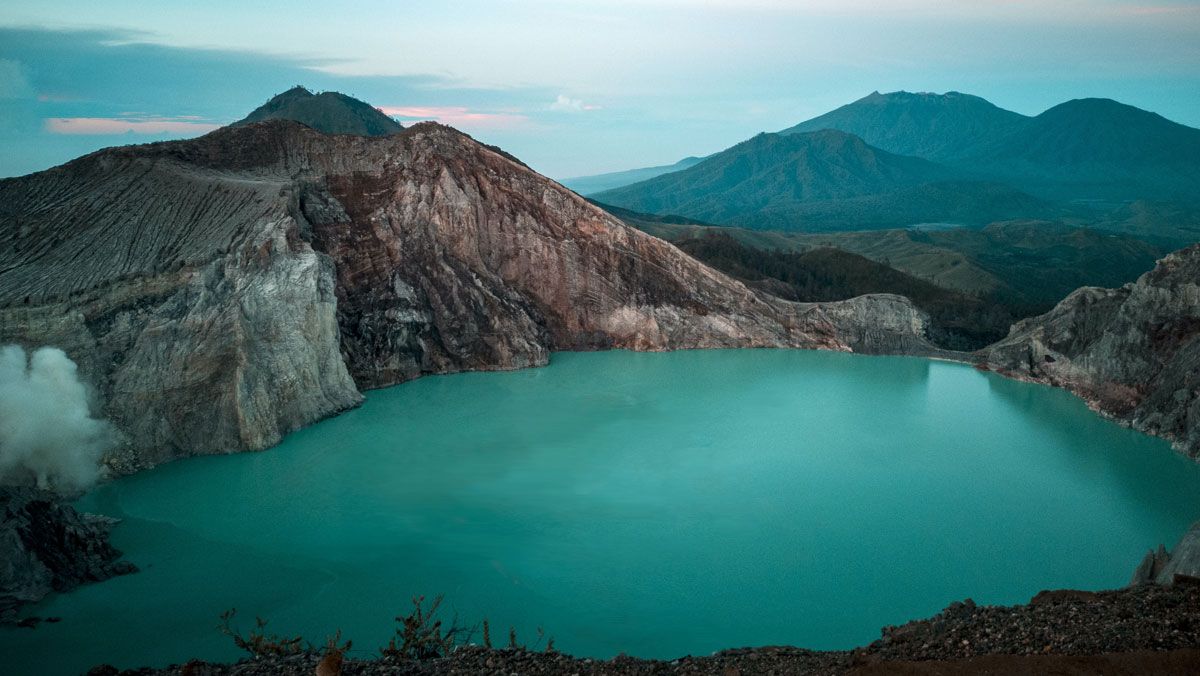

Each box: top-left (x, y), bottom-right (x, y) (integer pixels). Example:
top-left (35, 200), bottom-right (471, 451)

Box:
top-left (983, 244), bottom-right (1200, 456)
top-left (0, 120), bottom-right (938, 471)
top-left (0, 138), bottom-right (364, 469)
top-left (1131, 521), bottom-right (1200, 586)
top-left (0, 487), bottom-right (136, 623)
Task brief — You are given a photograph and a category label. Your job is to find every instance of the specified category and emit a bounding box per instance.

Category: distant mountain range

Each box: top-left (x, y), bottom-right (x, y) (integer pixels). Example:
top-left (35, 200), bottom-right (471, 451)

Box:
top-left (560, 156), bottom-right (705, 195)
top-left (780, 90), bottom-right (1025, 161)
top-left (584, 91), bottom-right (1200, 237)
top-left (618, 129), bottom-right (953, 208)
top-left (964, 98), bottom-right (1200, 201)
top-left (233, 86), bottom-right (405, 136)
top-left (593, 127), bottom-right (1058, 231)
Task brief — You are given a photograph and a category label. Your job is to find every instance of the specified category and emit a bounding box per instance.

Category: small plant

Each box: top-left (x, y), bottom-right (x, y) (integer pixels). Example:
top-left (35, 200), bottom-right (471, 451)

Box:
top-left (322, 628), bottom-right (353, 654)
top-left (529, 626), bottom-right (555, 653)
top-left (500, 625), bottom-right (555, 652)
top-left (215, 597), bottom-right (553, 663)
top-left (218, 609), bottom-right (305, 657)
top-left (380, 594), bottom-right (474, 660)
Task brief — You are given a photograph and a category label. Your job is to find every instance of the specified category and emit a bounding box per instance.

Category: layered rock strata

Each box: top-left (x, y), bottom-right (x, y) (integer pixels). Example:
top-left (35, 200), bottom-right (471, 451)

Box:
top-left (0, 121), bottom-right (938, 470)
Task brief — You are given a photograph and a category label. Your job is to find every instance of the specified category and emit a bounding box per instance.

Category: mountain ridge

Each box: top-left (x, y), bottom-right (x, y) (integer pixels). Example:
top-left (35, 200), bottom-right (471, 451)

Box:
top-left (595, 129), bottom-right (951, 214)
top-left (584, 90), bottom-right (1200, 220)
top-left (593, 128), bottom-right (1054, 231)
top-left (965, 97), bottom-right (1200, 201)
top-left (781, 90), bottom-right (1028, 160)
top-left (232, 85), bottom-right (405, 136)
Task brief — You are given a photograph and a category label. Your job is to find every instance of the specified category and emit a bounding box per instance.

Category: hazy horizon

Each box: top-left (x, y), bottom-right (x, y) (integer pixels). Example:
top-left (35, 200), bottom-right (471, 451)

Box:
top-left (2, 1), bottom-right (1199, 179)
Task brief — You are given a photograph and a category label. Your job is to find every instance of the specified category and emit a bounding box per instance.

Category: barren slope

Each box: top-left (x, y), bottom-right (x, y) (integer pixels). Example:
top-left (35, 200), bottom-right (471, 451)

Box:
top-left (0, 121), bottom-right (937, 470)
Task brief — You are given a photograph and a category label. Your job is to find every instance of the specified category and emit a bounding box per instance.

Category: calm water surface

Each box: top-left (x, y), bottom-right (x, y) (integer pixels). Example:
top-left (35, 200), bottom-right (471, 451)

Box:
top-left (6, 350), bottom-right (1200, 675)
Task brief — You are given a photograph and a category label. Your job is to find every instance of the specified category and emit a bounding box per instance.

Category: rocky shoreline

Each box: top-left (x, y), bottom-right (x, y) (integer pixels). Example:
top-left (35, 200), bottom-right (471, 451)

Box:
top-left (981, 243), bottom-right (1200, 458)
top-left (75, 524), bottom-right (1200, 674)
top-left (77, 524), bottom-right (1200, 675)
top-left (0, 487), bottom-right (136, 624)
top-left (85, 583), bottom-right (1200, 675)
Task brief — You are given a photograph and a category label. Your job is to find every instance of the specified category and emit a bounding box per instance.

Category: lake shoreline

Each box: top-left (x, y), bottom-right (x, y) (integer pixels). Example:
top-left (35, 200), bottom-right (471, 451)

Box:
top-left (89, 582), bottom-right (1200, 676)
top-left (7, 349), bottom-right (1200, 674)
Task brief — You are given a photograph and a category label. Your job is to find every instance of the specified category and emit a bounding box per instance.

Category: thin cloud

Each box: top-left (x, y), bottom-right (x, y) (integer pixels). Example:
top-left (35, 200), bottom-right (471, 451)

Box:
top-left (549, 94), bottom-right (600, 112)
top-left (45, 116), bottom-right (220, 135)
top-left (36, 92), bottom-right (82, 103)
top-left (379, 106), bottom-right (530, 129)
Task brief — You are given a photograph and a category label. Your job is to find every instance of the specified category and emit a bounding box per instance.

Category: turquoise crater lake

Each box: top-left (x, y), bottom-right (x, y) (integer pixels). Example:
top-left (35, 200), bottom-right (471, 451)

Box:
top-left (6, 350), bottom-right (1200, 675)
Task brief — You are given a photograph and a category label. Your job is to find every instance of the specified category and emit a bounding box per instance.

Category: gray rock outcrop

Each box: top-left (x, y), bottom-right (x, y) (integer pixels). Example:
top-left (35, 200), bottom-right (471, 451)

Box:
top-left (1131, 521), bottom-right (1200, 586)
top-left (0, 120), bottom-right (940, 472)
top-left (0, 486), bottom-right (136, 623)
top-left (982, 244), bottom-right (1200, 456)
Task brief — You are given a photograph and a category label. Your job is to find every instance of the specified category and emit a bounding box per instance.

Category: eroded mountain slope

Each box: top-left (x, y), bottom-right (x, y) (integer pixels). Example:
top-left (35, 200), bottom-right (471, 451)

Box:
top-left (0, 120), bottom-right (937, 471)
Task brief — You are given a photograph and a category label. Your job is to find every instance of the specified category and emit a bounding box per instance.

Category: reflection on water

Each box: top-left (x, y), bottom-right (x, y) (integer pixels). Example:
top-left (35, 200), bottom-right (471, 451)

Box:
top-left (984, 371), bottom-right (1200, 524)
top-left (3, 349), bottom-right (1199, 676)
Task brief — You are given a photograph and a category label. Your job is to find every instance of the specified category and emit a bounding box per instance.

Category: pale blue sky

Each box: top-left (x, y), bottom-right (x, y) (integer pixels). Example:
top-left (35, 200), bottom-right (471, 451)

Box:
top-left (2, 1), bottom-right (1198, 178)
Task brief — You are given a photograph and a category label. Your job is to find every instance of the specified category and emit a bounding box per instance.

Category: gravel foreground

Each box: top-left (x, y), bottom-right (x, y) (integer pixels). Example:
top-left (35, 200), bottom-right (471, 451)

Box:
top-left (83, 583), bottom-right (1200, 675)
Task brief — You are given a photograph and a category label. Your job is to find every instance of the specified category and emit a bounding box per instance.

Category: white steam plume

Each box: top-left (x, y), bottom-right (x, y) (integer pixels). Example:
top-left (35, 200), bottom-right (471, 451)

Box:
top-left (0, 345), bottom-right (112, 492)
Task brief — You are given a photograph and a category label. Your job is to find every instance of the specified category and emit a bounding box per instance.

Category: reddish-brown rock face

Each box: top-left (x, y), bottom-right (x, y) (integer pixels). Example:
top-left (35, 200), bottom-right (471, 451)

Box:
top-left (0, 121), bottom-right (936, 471)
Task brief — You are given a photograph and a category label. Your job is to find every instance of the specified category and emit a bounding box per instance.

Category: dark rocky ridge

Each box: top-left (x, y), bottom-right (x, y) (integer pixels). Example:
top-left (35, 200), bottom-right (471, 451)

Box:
top-left (233, 86), bottom-right (405, 136)
top-left (671, 232), bottom-right (1015, 350)
top-left (0, 487), bottom-right (135, 624)
top-left (982, 244), bottom-right (1200, 456)
top-left (0, 118), bottom-right (940, 472)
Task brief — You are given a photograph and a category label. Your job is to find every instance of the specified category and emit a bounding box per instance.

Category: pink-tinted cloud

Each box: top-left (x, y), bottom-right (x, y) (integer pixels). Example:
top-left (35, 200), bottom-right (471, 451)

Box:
top-left (45, 116), bottom-right (220, 135)
top-left (379, 106), bottom-right (529, 129)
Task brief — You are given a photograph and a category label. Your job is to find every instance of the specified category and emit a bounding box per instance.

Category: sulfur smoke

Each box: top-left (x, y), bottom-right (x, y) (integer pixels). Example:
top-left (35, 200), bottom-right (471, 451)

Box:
top-left (0, 345), bottom-right (113, 492)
